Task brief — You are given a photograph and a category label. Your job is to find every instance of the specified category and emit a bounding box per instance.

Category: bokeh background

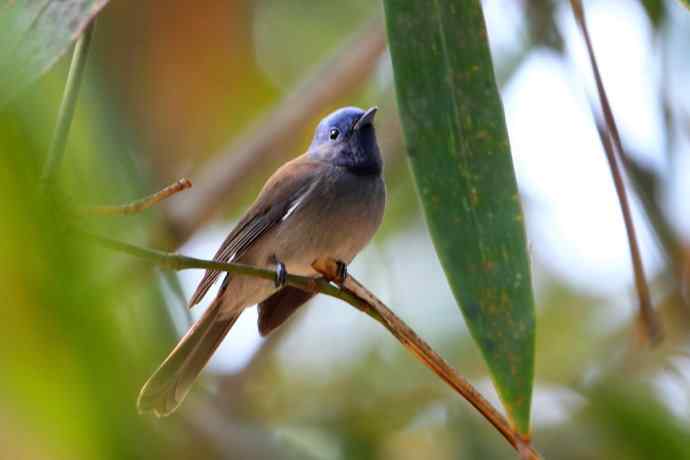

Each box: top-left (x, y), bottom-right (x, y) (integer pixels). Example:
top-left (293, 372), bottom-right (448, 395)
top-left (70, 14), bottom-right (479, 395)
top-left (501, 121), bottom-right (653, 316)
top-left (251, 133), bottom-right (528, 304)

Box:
top-left (2, 0), bottom-right (690, 459)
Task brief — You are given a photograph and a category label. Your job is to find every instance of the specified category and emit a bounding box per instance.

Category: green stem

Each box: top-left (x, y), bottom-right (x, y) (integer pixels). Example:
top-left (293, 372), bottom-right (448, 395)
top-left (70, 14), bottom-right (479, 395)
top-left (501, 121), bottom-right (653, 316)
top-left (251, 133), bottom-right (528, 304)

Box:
top-left (41, 22), bottom-right (95, 183)
top-left (89, 233), bottom-right (344, 300)
top-left (89, 233), bottom-right (540, 458)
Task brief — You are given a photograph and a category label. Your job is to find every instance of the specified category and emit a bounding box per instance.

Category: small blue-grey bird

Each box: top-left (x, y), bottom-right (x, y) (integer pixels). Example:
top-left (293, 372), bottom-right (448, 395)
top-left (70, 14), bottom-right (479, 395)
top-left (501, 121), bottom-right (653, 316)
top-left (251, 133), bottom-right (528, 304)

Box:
top-left (138, 106), bottom-right (386, 416)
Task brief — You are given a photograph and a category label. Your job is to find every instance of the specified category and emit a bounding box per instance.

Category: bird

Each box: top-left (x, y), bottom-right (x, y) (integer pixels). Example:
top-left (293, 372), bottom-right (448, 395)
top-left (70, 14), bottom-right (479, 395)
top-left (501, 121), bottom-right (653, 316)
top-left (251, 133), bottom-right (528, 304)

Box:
top-left (137, 106), bottom-right (386, 416)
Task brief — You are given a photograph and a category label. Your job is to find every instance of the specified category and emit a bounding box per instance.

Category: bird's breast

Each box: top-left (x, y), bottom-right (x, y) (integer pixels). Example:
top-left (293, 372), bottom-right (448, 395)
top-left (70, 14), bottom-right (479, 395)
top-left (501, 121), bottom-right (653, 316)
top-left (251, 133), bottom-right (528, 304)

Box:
top-left (263, 169), bottom-right (385, 276)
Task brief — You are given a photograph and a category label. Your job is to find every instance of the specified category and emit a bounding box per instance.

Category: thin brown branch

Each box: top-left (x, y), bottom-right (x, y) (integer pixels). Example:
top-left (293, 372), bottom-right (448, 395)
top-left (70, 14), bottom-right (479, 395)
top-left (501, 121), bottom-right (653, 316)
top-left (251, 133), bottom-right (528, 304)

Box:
top-left (90, 235), bottom-right (538, 459)
top-left (164, 18), bottom-right (387, 243)
top-left (570, 0), bottom-right (662, 344)
top-left (81, 178), bottom-right (192, 216)
top-left (593, 119), bottom-right (678, 265)
top-left (311, 258), bottom-right (540, 460)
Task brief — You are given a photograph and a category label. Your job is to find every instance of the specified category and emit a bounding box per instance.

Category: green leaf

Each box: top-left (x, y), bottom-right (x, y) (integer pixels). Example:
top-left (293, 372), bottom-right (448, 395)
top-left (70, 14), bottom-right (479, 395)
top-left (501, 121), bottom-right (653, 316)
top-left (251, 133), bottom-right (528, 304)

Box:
top-left (640, 0), bottom-right (665, 27)
top-left (383, 0), bottom-right (536, 435)
top-left (587, 383), bottom-right (690, 460)
top-left (0, 0), bottom-right (108, 106)
top-left (676, 0), bottom-right (690, 11)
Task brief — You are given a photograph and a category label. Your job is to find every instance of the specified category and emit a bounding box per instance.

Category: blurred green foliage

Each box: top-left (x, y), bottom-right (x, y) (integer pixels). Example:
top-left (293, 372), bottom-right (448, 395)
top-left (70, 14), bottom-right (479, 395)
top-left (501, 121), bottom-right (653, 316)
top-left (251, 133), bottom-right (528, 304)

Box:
top-left (0, 105), bottom-right (164, 459)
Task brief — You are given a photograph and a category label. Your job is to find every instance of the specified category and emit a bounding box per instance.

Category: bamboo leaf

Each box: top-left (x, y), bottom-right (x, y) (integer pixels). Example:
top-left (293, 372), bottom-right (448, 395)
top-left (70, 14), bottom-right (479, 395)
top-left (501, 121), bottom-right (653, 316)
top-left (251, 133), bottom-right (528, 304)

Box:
top-left (0, 0), bottom-right (108, 106)
top-left (383, 0), bottom-right (536, 435)
top-left (588, 383), bottom-right (690, 460)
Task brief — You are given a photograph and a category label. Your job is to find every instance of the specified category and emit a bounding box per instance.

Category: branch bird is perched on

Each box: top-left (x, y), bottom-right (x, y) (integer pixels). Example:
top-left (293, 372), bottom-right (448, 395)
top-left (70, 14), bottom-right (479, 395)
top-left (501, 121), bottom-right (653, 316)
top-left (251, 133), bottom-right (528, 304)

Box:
top-left (138, 107), bottom-right (386, 416)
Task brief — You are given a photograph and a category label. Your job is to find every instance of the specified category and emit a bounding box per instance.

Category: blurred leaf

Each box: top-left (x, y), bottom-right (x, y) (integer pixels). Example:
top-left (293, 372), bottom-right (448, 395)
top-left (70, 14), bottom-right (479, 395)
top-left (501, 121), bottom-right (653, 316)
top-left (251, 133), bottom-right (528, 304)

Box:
top-left (383, 0), bottom-right (535, 435)
top-left (526, 0), bottom-right (563, 52)
top-left (0, 0), bottom-right (108, 105)
top-left (641, 0), bottom-right (665, 26)
top-left (586, 383), bottom-right (690, 460)
top-left (253, 0), bottom-right (378, 88)
top-left (676, 0), bottom-right (690, 11)
top-left (0, 106), bottom-right (157, 460)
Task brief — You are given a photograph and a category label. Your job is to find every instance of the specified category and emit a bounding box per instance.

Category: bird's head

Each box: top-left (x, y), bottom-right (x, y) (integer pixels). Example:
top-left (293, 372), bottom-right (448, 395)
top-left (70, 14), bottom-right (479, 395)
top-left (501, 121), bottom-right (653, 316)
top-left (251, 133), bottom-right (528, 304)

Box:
top-left (308, 106), bottom-right (382, 176)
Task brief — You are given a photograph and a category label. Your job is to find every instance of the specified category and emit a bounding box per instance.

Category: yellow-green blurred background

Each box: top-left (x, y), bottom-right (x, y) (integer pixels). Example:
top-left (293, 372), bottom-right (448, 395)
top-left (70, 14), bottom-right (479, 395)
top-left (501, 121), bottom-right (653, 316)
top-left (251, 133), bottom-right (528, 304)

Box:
top-left (2, 1), bottom-right (690, 459)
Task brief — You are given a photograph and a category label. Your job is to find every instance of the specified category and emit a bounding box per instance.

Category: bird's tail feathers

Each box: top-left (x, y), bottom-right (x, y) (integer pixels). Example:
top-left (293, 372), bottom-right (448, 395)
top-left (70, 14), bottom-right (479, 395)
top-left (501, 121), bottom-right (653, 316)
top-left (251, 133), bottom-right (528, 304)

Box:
top-left (137, 297), bottom-right (239, 417)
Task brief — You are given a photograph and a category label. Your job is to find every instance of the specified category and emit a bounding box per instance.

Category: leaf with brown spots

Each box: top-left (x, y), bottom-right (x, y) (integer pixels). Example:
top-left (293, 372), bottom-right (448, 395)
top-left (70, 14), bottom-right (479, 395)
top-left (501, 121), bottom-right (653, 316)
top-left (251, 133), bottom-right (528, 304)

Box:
top-left (383, 0), bottom-right (536, 436)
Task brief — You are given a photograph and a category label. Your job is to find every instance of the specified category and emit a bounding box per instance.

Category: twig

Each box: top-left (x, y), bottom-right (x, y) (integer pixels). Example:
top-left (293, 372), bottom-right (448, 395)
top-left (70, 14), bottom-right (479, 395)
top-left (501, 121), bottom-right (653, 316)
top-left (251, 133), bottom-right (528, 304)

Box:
top-left (88, 233), bottom-right (327, 294)
top-left (593, 118), bottom-right (688, 311)
top-left (89, 234), bottom-right (539, 459)
top-left (164, 18), bottom-right (387, 242)
top-left (41, 21), bottom-right (95, 183)
top-left (81, 178), bottom-right (192, 216)
top-left (570, 0), bottom-right (662, 344)
top-left (311, 258), bottom-right (540, 460)
top-left (593, 119), bottom-right (678, 266)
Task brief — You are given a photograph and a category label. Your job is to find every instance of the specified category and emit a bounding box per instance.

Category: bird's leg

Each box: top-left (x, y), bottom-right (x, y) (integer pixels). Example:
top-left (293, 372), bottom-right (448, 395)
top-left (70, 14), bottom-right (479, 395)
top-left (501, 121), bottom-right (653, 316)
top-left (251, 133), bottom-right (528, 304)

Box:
top-left (271, 255), bottom-right (287, 288)
top-left (335, 260), bottom-right (348, 284)
top-left (310, 257), bottom-right (348, 284)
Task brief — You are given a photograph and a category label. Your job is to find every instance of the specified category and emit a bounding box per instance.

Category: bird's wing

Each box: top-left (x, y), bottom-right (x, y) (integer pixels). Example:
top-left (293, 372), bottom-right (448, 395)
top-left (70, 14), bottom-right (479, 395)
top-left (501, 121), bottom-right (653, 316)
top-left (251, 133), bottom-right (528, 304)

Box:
top-left (188, 156), bottom-right (324, 307)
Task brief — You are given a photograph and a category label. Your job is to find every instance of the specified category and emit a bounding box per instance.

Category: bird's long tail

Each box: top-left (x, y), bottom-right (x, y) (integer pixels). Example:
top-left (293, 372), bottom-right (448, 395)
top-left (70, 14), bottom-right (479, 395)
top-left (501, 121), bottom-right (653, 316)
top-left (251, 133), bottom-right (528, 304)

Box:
top-left (137, 296), bottom-right (239, 417)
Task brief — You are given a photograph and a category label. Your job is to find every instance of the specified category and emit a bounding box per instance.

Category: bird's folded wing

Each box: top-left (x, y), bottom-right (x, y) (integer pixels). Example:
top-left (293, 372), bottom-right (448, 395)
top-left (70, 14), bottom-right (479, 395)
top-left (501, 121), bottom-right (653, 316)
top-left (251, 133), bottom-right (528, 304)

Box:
top-left (188, 156), bottom-right (325, 307)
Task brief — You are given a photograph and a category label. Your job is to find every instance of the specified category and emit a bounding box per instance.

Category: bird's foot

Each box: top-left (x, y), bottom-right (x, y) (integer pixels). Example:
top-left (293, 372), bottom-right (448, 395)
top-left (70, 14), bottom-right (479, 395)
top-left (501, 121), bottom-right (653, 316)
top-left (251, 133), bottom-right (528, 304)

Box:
top-left (334, 260), bottom-right (348, 284)
top-left (310, 257), bottom-right (348, 284)
top-left (274, 260), bottom-right (287, 288)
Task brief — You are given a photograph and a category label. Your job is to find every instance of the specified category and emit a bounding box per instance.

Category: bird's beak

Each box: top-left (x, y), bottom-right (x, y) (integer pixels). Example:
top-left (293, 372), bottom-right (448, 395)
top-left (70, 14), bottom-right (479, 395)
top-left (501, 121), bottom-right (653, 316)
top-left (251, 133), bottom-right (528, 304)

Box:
top-left (354, 106), bottom-right (378, 131)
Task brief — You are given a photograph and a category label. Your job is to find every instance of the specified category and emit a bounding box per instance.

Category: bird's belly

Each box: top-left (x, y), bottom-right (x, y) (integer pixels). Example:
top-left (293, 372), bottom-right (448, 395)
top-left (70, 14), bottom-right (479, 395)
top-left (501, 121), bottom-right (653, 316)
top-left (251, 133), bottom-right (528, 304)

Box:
top-left (219, 173), bottom-right (384, 318)
top-left (252, 174), bottom-right (385, 277)
top-left (279, 225), bottom-right (367, 276)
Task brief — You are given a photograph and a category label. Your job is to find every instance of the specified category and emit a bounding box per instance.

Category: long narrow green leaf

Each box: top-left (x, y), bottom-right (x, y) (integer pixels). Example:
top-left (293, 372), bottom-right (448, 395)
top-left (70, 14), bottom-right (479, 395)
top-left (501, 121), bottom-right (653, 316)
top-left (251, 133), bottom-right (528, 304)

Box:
top-left (383, 0), bottom-right (536, 435)
top-left (0, 0), bottom-right (108, 106)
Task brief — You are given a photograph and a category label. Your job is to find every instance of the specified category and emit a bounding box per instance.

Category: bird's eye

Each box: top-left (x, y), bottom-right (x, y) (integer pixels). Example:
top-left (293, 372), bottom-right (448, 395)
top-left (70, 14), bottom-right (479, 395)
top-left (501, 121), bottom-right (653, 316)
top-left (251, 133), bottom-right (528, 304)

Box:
top-left (329, 128), bottom-right (340, 140)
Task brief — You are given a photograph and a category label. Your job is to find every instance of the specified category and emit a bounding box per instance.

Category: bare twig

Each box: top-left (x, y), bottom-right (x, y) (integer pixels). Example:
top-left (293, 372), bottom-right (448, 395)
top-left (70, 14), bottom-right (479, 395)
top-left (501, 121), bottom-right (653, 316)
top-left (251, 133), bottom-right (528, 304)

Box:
top-left (593, 119), bottom-right (678, 265)
top-left (41, 22), bottom-right (95, 183)
top-left (570, 0), bottom-right (662, 344)
top-left (90, 235), bottom-right (539, 459)
top-left (88, 233), bottom-right (326, 293)
top-left (594, 117), bottom-right (688, 311)
top-left (312, 258), bottom-right (540, 460)
top-left (164, 19), bottom-right (387, 242)
top-left (81, 178), bottom-right (192, 216)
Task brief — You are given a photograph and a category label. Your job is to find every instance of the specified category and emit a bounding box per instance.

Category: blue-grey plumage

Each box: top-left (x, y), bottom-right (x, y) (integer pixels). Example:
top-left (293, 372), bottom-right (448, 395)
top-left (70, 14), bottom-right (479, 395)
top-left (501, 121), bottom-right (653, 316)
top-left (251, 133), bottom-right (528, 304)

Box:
top-left (138, 106), bottom-right (386, 416)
